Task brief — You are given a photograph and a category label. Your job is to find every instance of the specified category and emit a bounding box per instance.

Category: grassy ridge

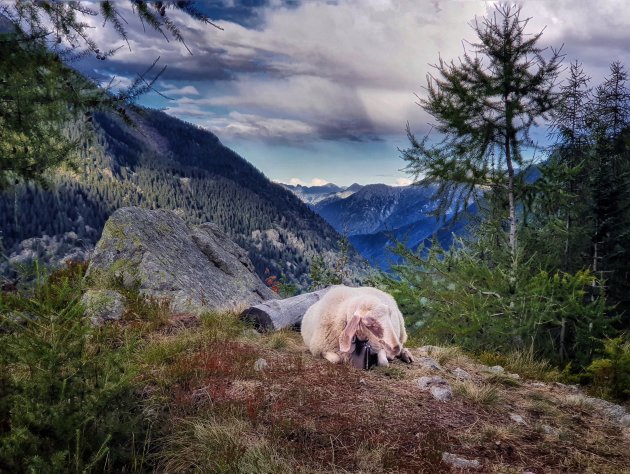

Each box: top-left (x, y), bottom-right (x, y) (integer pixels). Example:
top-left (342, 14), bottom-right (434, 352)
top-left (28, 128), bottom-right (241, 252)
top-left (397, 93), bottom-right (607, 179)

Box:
top-left (1, 264), bottom-right (629, 473)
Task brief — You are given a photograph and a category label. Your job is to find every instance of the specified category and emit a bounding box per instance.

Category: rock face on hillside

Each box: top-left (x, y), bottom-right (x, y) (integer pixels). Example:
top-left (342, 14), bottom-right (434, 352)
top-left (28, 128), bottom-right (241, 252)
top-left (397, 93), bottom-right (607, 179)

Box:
top-left (85, 207), bottom-right (277, 320)
top-left (0, 232), bottom-right (93, 280)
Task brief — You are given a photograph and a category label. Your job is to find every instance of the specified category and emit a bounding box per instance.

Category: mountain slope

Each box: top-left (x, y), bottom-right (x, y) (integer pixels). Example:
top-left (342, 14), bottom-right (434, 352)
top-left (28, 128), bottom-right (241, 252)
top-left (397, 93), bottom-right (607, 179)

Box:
top-left (313, 184), bottom-right (438, 236)
top-left (0, 110), bottom-right (360, 284)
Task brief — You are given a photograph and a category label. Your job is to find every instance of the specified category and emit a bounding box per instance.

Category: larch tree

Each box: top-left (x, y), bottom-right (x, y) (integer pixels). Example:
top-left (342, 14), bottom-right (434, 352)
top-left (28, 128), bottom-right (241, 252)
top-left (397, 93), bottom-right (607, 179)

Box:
top-left (402, 4), bottom-right (563, 276)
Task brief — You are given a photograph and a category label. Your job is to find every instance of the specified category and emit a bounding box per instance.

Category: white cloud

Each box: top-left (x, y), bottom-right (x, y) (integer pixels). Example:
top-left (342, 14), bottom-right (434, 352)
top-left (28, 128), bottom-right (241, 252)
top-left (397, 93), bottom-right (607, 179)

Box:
top-left (202, 112), bottom-right (316, 142)
top-left (310, 178), bottom-right (329, 186)
top-left (395, 177), bottom-right (413, 187)
top-left (289, 178), bottom-right (305, 186)
top-left (79, 0), bottom-right (630, 144)
top-left (161, 84), bottom-right (200, 96)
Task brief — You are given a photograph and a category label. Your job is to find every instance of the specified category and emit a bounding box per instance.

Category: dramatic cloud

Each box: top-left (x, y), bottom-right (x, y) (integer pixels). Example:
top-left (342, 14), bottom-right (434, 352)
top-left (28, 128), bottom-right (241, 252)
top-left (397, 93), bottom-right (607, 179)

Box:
top-left (73, 1), bottom-right (630, 184)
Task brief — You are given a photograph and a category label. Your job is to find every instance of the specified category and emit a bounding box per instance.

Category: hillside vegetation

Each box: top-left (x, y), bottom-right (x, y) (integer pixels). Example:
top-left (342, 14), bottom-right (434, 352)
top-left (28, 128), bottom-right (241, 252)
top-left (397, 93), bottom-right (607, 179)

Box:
top-left (1, 264), bottom-right (629, 473)
top-left (0, 110), bottom-right (361, 286)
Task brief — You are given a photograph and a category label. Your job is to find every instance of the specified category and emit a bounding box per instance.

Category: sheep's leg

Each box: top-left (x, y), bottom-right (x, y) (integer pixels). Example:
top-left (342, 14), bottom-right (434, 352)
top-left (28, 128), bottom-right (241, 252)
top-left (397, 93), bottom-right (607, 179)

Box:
top-left (377, 349), bottom-right (389, 367)
top-left (399, 348), bottom-right (414, 364)
top-left (323, 351), bottom-right (341, 364)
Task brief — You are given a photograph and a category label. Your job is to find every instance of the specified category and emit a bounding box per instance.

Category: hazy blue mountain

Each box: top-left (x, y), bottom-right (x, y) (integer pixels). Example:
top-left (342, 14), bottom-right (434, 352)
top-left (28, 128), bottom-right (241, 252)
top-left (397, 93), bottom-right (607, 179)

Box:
top-left (349, 208), bottom-right (473, 270)
top-left (313, 184), bottom-right (439, 236)
top-left (0, 110), bottom-right (362, 285)
top-left (310, 183), bottom-right (471, 270)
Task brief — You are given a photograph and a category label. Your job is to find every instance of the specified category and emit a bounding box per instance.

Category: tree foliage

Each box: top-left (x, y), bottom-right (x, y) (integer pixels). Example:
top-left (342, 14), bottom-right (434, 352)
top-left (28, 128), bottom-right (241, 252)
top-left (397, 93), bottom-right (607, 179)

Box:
top-left (0, 263), bottom-right (145, 472)
top-left (0, 1), bottom-right (219, 188)
top-left (403, 5), bottom-right (563, 262)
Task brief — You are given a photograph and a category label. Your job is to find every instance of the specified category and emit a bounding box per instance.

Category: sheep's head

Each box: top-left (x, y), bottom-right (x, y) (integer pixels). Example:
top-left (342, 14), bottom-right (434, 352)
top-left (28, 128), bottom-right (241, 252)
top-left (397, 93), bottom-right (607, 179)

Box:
top-left (339, 300), bottom-right (401, 360)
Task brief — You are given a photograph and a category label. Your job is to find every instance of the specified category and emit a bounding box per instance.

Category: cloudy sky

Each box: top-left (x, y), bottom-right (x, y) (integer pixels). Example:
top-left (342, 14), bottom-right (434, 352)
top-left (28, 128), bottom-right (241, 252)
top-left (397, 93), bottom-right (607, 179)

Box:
top-left (77, 0), bottom-right (630, 187)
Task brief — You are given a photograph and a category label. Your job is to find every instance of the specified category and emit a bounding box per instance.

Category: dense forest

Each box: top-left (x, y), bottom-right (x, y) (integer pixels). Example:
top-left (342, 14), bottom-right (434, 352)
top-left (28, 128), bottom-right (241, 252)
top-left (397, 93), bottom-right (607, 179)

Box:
top-left (0, 110), bottom-right (361, 285)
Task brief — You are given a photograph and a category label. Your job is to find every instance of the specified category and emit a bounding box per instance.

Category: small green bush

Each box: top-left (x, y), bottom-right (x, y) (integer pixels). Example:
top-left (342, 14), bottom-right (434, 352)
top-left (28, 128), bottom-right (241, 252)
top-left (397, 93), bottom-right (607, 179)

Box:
top-left (0, 264), bottom-right (146, 472)
top-left (585, 337), bottom-right (630, 401)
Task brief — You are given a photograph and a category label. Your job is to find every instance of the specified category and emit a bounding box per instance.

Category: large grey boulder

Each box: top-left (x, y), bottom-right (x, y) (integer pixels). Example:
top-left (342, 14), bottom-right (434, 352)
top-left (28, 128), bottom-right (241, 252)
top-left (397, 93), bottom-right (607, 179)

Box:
top-left (86, 207), bottom-right (276, 316)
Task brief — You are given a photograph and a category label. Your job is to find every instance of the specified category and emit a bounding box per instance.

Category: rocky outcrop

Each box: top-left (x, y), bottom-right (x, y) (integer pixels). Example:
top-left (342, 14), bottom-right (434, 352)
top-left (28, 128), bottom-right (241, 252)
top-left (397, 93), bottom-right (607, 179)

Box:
top-left (81, 289), bottom-right (126, 325)
top-left (85, 207), bottom-right (276, 320)
top-left (0, 232), bottom-right (92, 279)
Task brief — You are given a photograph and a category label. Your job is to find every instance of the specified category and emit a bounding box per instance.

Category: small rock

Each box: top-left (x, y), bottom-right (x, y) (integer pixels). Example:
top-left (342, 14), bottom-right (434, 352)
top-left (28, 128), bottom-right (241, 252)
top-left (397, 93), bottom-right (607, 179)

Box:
top-left (488, 365), bottom-right (505, 373)
top-left (359, 378), bottom-right (366, 385)
top-left (530, 382), bottom-right (546, 388)
top-left (453, 367), bottom-right (471, 380)
top-left (580, 396), bottom-right (630, 426)
top-left (254, 358), bottom-right (268, 371)
top-left (81, 289), bottom-right (125, 325)
top-left (441, 452), bottom-right (481, 470)
top-left (416, 375), bottom-right (447, 390)
top-left (415, 376), bottom-right (453, 402)
top-left (417, 356), bottom-right (442, 371)
top-left (430, 385), bottom-right (453, 401)
top-left (542, 424), bottom-right (558, 435)
top-left (508, 372), bottom-right (520, 379)
top-left (510, 413), bottom-right (527, 425)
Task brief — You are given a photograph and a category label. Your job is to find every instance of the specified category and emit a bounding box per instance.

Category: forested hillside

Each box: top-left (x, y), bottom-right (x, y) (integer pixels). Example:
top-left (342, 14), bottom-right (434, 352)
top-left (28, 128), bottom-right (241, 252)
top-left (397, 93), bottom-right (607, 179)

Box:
top-left (0, 110), bottom-right (359, 285)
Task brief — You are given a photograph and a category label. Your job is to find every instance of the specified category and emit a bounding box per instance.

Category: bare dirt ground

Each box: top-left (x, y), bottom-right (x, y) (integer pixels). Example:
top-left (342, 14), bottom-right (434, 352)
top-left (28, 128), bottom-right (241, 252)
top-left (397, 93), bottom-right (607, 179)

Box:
top-left (139, 321), bottom-right (630, 473)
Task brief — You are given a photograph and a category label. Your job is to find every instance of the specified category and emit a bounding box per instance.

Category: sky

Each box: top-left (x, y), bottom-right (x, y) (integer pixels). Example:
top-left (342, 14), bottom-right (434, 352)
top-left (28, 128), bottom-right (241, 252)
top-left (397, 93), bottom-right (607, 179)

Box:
top-left (76, 0), bottom-right (630, 187)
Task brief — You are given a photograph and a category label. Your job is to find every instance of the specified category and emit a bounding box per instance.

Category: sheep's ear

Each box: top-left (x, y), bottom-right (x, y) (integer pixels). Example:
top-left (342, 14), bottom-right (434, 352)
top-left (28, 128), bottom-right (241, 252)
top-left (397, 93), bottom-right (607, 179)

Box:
top-left (363, 316), bottom-right (384, 338)
top-left (339, 313), bottom-right (361, 353)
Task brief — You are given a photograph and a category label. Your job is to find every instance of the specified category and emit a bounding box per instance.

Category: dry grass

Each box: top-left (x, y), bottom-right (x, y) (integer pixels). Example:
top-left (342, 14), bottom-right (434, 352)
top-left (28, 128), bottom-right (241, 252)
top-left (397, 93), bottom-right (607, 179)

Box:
top-left (134, 328), bottom-right (630, 474)
top-left (479, 350), bottom-right (560, 381)
top-left (453, 380), bottom-right (501, 406)
top-left (155, 416), bottom-right (292, 473)
top-left (425, 345), bottom-right (468, 366)
top-left (486, 372), bottom-right (522, 388)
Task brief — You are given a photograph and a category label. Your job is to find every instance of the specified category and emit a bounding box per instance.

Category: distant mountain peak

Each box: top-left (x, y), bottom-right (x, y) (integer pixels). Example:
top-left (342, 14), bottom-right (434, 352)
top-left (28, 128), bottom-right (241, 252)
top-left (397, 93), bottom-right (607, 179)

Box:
top-left (281, 182), bottom-right (362, 205)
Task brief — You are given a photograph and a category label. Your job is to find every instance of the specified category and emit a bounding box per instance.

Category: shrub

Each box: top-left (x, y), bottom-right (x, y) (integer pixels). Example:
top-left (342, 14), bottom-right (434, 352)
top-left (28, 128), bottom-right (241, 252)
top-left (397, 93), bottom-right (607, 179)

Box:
top-left (0, 264), bottom-right (146, 472)
top-left (585, 337), bottom-right (630, 401)
top-left (380, 241), bottom-right (612, 370)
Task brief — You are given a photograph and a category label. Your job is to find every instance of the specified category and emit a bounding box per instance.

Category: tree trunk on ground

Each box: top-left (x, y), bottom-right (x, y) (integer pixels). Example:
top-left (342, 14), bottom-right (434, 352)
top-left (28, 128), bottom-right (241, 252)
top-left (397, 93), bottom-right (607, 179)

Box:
top-left (240, 286), bottom-right (335, 331)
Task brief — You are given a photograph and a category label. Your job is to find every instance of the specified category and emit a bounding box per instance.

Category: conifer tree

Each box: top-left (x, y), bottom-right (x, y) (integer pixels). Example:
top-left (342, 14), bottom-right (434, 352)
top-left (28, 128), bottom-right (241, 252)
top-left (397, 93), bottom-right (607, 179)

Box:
top-left (546, 61), bottom-right (593, 271)
top-left (402, 5), bottom-right (563, 272)
top-left (587, 62), bottom-right (630, 318)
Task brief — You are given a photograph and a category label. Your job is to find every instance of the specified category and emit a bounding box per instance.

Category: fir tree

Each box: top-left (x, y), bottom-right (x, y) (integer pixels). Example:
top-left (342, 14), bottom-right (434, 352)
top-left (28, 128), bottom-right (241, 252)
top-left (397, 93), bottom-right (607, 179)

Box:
top-left (402, 5), bottom-right (563, 276)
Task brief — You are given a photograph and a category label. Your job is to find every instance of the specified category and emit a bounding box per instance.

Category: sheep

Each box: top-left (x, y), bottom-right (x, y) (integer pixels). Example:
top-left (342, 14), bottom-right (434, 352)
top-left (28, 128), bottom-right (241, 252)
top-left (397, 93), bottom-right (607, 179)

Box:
top-left (301, 285), bottom-right (414, 367)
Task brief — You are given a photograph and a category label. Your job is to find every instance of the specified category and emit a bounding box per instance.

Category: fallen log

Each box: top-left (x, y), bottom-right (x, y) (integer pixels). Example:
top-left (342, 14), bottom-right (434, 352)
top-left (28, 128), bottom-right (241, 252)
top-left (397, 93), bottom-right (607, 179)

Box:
top-left (240, 286), bottom-right (335, 331)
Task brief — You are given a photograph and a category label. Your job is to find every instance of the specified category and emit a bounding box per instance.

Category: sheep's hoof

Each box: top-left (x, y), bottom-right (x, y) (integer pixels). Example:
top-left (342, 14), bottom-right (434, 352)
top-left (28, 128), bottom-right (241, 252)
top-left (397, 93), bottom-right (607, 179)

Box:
top-left (377, 350), bottom-right (389, 367)
top-left (399, 348), bottom-right (414, 364)
top-left (323, 352), bottom-right (341, 364)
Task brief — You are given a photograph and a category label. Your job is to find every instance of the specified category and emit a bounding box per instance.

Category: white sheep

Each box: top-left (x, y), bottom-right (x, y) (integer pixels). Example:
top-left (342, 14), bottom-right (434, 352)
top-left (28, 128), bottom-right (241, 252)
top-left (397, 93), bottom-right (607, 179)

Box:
top-left (301, 285), bottom-right (414, 367)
